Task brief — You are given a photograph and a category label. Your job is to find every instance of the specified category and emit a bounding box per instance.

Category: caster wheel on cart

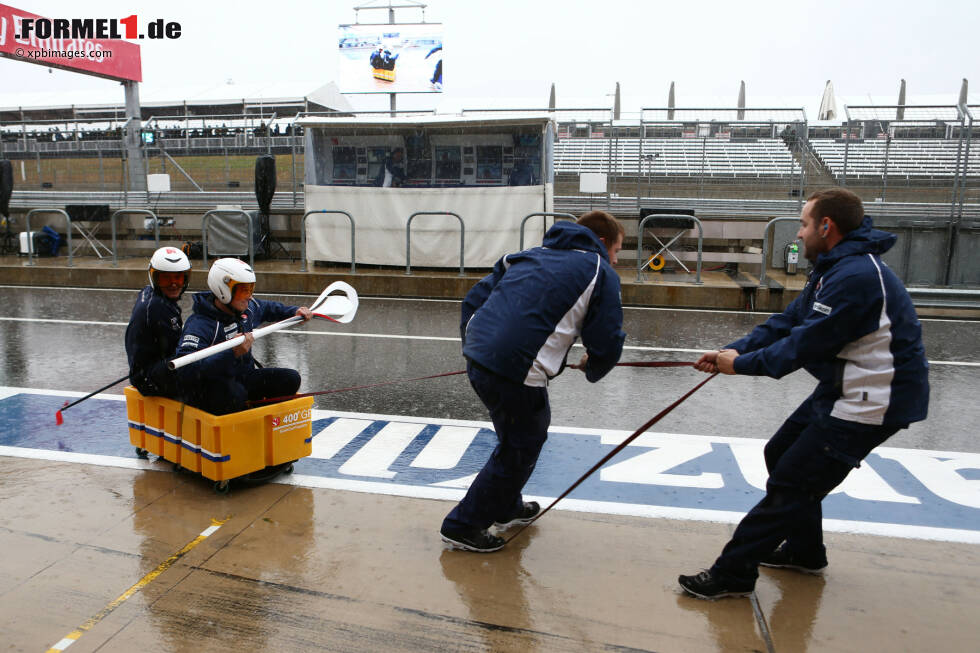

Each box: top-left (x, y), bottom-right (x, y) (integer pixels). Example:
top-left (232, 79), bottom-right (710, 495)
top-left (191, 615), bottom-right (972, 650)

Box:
top-left (284, 463), bottom-right (294, 475)
top-left (135, 447), bottom-right (149, 460)
top-left (213, 480), bottom-right (230, 494)
top-left (172, 462), bottom-right (182, 473)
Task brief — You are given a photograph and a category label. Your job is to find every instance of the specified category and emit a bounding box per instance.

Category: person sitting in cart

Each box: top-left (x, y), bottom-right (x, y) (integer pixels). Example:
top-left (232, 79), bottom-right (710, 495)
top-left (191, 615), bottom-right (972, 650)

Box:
top-left (175, 258), bottom-right (311, 415)
top-left (125, 247), bottom-right (192, 399)
top-left (370, 44), bottom-right (398, 70)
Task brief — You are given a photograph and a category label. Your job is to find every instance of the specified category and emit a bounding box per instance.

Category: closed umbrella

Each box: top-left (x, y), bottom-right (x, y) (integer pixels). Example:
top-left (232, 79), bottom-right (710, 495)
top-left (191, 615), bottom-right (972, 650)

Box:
top-left (818, 80), bottom-right (837, 121)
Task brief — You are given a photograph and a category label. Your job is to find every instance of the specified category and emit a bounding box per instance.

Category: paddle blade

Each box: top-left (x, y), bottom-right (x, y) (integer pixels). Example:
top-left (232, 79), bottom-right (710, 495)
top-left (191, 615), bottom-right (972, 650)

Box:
top-left (310, 281), bottom-right (358, 324)
top-left (315, 295), bottom-right (354, 318)
top-left (56, 399), bottom-right (70, 425)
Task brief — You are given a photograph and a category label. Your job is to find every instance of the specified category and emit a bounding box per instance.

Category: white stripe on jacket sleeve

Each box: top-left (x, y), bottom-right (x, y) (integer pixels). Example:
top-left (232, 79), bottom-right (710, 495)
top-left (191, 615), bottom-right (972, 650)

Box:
top-left (524, 254), bottom-right (601, 387)
top-left (831, 254), bottom-right (896, 425)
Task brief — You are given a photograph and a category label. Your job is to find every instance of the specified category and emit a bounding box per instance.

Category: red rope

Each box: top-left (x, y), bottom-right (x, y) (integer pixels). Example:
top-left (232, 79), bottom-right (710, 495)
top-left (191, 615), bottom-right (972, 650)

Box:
top-left (613, 361), bottom-right (693, 368)
top-left (505, 371), bottom-right (719, 544)
top-left (248, 360), bottom-right (696, 407)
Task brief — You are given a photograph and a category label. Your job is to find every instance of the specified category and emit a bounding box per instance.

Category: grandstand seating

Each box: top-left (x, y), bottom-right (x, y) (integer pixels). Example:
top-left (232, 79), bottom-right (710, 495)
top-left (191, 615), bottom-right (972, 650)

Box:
top-left (810, 138), bottom-right (980, 180)
top-left (553, 138), bottom-right (799, 178)
top-left (4, 122), bottom-right (975, 187)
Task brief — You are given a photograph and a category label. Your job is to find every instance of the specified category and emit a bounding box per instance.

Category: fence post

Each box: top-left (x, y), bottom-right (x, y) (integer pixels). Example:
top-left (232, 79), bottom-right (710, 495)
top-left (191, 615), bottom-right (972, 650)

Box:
top-left (24, 208), bottom-right (73, 267)
top-left (519, 212), bottom-right (577, 250)
top-left (110, 209), bottom-right (159, 267)
top-left (406, 211), bottom-right (464, 276)
top-left (301, 209), bottom-right (355, 273)
top-left (636, 213), bottom-right (703, 285)
top-left (201, 209), bottom-right (254, 270)
top-left (759, 216), bottom-right (800, 287)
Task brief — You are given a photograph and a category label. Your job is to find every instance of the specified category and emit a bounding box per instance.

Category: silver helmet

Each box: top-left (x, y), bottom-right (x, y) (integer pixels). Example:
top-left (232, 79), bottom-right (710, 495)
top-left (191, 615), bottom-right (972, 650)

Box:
top-left (207, 258), bottom-right (256, 304)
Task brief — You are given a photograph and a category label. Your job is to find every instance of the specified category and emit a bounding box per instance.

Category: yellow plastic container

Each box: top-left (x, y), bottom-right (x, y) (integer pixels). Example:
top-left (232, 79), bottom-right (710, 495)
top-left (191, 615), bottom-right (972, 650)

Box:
top-left (372, 67), bottom-right (395, 82)
top-left (125, 386), bottom-right (313, 482)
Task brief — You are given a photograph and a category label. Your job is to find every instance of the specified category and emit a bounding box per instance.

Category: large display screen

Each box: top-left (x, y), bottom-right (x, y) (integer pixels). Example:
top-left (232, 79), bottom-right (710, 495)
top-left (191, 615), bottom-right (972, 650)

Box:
top-left (337, 23), bottom-right (443, 94)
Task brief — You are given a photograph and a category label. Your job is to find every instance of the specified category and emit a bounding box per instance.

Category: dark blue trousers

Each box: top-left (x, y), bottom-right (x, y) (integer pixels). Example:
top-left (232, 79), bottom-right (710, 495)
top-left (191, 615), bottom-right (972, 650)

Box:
top-left (186, 367), bottom-right (300, 415)
top-left (132, 363), bottom-right (182, 401)
top-left (711, 396), bottom-right (901, 586)
top-left (442, 362), bottom-right (550, 530)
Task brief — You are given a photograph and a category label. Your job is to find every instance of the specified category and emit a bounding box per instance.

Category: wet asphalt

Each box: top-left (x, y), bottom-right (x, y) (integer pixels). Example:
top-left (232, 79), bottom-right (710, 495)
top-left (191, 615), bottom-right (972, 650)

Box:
top-left (1, 285), bottom-right (977, 452)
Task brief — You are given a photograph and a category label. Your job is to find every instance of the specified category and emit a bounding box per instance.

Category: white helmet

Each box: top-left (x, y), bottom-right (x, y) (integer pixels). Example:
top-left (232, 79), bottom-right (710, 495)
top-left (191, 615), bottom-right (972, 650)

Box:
top-left (207, 258), bottom-right (256, 304)
top-left (148, 246), bottom-right (191, 295)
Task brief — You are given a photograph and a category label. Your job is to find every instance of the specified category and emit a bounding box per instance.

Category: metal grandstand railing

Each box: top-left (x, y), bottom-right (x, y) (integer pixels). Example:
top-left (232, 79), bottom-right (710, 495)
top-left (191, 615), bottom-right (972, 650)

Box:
top-left (829, 103), bottom-right (978, 282)
top-left (835, 105), bottom-right (974, 193)
top-left (3, 104), bottom-right (975, 205)
top-left (9, 190), bottom-right (979, 222)
top-left (640, 107), bottom-right (808, 123)
top-left (461, 107), bottom-right (613, 124)
top-left (0, 111), bottom-right (308, 194)
top-left (3, 103), bottom-right (979, 270)
top-left (630, 107), bottom-right (809, 206)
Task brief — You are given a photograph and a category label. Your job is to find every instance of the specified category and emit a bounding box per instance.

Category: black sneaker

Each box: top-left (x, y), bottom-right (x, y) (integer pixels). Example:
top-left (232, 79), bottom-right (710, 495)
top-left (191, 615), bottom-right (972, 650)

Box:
top-left (760, 544), bottom-right (827, 574)
top-left (678, 570), bottom-right (754, 600)
top-left (493, 501), bottom-right (541, 529)
top-left (440, 526), bottom-right (505, 553)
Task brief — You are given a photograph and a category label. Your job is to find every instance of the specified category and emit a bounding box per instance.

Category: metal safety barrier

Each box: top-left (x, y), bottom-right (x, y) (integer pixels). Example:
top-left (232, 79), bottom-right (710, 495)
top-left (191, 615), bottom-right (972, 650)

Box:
top-left (406, 211), bottom-right (464, 276)
top-left (636, 213), bottom-right (703, 284)
top-left (10, 190), bottom-right (980, 222)
top-left (908, 287), bottom-right (980, 310)
top-left (201, 209), bottom-right (254, 270)
top-left (110, 209), bottom-right (159, 267)
top-left (898, 219), bottom-right (949, 285)
top-left (759, 216), bottom-right (800, 287)
top-left (24, 208), bottom-right (72, 267)
top-left (519, 212), bottom-right (577, 250)
top-left (301, 210), bottom-right (355, 273)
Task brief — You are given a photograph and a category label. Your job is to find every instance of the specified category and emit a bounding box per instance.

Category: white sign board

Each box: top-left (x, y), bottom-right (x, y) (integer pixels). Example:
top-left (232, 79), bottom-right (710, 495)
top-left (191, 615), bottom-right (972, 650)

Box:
top-left (579, 172), bottom-right (608, 194)
top-left (147, 174), bottom-right (171, 192)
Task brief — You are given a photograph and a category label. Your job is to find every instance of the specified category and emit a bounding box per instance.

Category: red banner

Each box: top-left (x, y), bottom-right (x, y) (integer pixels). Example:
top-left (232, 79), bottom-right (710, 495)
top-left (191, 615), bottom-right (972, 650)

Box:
top-left (0, 3), bottom-right (141, 82)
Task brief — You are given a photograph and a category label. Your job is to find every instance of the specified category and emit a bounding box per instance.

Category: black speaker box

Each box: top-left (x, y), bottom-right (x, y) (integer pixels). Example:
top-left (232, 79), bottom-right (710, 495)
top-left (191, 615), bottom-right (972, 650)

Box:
top-left (639, 207), bottom-right (695, 229)
top-left (254, 155), bottom-right (276, 216)
top-left (0, 159), bottom-right (13, 217)
top-left (66, 204), bottom-right (110, 222)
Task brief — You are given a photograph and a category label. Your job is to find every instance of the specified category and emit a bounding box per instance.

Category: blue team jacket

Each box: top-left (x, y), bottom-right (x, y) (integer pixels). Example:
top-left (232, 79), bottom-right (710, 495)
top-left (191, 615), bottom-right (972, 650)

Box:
top-left (124, 285), bottom-right (182, 394)
top-left (729, 217), bottom-right (929, 426)
top-left (175, 291), bottom-right (298, 384)
top-left (461, 221), bottom-right (626, 387)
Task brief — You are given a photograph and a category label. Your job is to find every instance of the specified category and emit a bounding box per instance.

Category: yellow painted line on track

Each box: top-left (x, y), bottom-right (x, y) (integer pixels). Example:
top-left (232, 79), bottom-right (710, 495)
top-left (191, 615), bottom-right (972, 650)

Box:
top-left (44, 517), bottom-right (229, 653)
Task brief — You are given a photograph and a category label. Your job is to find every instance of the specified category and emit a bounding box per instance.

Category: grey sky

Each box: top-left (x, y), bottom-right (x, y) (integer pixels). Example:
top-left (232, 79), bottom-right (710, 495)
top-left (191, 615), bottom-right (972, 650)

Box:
top-left (1, 0), bottom-right (977, 115)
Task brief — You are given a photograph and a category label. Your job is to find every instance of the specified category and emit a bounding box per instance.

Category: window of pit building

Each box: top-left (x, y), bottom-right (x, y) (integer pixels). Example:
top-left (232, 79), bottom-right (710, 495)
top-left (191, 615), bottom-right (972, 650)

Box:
top-left (332, 147), bottom-right (357, 183)
top-left (434, 146), bottom-right (461, 183)
top-left (476, 145), bottom-right (502, 183)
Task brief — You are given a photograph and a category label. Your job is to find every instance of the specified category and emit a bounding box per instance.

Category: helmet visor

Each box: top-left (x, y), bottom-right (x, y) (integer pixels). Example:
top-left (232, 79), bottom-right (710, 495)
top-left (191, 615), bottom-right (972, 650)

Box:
top-left (156, 271), bottom-right (187, 287)
top-left (230, 281), bottom-right (255, 300)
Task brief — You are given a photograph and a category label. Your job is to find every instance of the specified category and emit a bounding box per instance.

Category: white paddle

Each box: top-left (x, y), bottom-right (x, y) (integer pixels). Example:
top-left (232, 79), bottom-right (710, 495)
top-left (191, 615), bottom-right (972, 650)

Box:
top-left (168, 281), bottom-right (358, 370)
